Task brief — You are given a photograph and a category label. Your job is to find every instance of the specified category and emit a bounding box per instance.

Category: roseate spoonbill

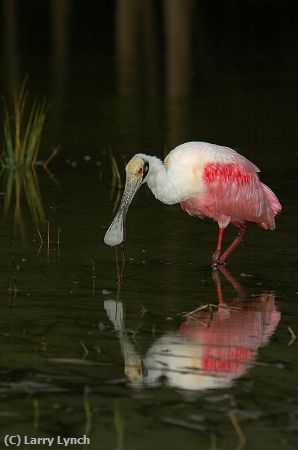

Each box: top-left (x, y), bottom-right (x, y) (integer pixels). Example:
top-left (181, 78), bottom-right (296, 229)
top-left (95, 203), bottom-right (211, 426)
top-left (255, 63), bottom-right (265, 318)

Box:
top-left (104, 267), bottom-right (280, 390)
top-left (104, 142), bottom-right (282, 267)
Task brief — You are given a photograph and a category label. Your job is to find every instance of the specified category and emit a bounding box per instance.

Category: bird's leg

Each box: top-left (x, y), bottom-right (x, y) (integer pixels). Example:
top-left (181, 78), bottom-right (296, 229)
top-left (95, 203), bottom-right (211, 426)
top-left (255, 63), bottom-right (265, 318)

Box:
top-left (217, 265), bottom-right (246, 300)
top-left (218, 224), bottom-right (246, 265)
top-left (212, 227), bottom-right (224, 268)
top-left (212, 268), bottom-right (224, 305)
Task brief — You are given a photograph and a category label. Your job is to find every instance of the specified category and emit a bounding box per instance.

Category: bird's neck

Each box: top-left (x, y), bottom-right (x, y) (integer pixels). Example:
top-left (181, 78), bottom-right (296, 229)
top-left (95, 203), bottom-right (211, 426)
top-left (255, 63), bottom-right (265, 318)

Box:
top-left (137, 154), bottom-right (181, 205)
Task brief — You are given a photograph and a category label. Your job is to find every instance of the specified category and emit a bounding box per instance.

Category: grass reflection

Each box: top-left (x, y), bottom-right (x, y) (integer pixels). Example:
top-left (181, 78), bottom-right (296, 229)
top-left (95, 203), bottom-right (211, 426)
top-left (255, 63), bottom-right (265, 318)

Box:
top-left (2, 167), bottom-right (44, 234)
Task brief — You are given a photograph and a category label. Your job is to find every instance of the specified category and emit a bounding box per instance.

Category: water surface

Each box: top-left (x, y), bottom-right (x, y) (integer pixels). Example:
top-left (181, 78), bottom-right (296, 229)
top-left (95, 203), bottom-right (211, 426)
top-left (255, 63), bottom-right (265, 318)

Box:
top-left (0, 2), bottom-right (298, 449)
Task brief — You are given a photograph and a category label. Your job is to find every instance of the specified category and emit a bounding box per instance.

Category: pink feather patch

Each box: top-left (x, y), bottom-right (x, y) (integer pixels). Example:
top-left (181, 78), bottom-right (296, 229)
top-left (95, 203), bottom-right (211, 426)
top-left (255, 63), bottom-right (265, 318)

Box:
top-left (203, 162), bottom-right (254, 185)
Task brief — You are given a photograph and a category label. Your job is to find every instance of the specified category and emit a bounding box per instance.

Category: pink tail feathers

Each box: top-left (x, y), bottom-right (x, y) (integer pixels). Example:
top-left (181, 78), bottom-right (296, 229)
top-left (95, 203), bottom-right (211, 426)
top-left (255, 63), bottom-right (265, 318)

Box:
top-left (260, 183), bottom-right (282, 230)
top-left (262, 183), bottom-right (282, 216)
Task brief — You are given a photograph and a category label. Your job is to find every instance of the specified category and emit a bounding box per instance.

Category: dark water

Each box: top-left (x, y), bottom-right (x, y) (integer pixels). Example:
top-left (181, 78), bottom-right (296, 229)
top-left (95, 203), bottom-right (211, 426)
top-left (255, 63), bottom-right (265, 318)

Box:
top-left (0, 2), bottom-right (298, 449)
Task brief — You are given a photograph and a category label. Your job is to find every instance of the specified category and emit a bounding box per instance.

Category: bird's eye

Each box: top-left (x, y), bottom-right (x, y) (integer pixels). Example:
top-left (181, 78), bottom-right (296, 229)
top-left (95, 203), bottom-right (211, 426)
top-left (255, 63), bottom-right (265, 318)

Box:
top-left (137, 167), bottom-right (143, 174)
top-left (143, 161), bottom-right (149, 179)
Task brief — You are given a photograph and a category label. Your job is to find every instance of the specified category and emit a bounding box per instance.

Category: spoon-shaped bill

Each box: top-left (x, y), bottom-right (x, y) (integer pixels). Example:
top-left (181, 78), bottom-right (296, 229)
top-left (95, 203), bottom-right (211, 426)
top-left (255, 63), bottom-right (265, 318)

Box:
top-left (104, 174), bottom-right (142, 246)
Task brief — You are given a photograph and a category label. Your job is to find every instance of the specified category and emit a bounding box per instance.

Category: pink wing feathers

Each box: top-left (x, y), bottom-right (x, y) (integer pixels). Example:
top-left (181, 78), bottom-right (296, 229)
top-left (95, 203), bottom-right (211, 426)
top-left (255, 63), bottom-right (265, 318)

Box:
top-left (202, 161), bottom-right (280, 229)
top-left (181, 158), bottom-right (281, 230)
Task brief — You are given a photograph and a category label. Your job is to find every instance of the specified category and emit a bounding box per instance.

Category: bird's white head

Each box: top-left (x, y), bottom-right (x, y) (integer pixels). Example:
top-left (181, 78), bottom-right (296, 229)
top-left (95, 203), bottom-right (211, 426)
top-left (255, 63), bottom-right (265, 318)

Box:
top-left (104, 155), bottom-right (150, 246)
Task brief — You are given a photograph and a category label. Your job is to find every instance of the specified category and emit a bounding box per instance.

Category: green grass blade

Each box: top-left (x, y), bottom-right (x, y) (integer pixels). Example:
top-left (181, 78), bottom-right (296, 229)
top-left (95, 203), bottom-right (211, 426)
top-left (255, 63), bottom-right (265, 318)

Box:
top-left (1, 82), bottom-right (48, 168)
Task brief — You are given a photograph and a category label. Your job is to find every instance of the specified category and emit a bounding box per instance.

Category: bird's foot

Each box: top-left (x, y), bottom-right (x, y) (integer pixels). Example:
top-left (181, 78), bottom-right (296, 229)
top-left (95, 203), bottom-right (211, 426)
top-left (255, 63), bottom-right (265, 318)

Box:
top-left (212, 259), bottom-right (226, 269)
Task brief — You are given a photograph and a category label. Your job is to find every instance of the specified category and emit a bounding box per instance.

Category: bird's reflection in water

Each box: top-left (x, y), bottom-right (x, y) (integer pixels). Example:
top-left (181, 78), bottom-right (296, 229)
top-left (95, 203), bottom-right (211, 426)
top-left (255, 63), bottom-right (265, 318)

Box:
top-left (104, 267), bottom-right (280, 392)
